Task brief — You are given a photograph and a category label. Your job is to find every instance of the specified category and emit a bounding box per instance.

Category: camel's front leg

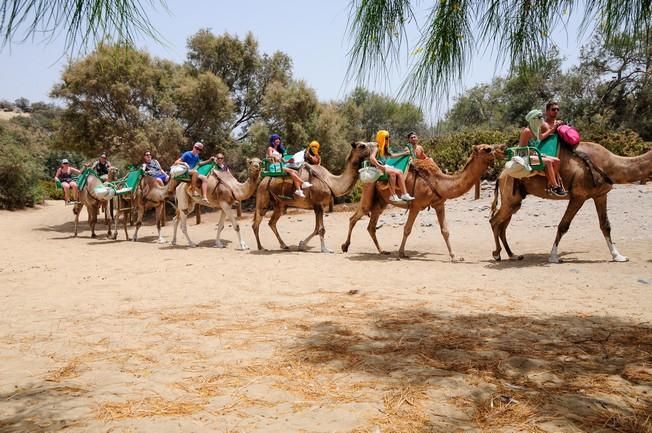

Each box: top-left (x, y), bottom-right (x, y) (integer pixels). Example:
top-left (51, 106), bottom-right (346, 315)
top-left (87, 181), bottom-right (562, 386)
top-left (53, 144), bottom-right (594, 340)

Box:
top-left (132, 202), bottom-right (145, 242)
top-left (73, 203), bottom-right (82, 237)
top-left (222, 202), bottom-right (249, 250)
top-left (594, 194), bottom-right (627, 262)
top-left (299, 205), bottom-right (321, 251)
top-left (341, 206), bottom-right (367, 253)
top-left (268, 205), bottom-right (289, 250)
top-left (489, 179), bottom-right (523, 261)
top-left (398, 206), bottom-right (421, 259)
top-left (171, 208), bottom-right (180, 246)
top-left (88, 206), bottom-right (98, 238)
top-left (214, 208), bottom-right (227, 248)
top-left (367, 203), bottom-right (389, 255)
top-left (179, 208), bottom-right (196, 247)
top-left (306, 205), bottom-right (332, 253)
top-left (434, 204), bottom-right (460, 261)
top-left (252, 207), bottom-right (267, 250)
top-left (549, 197), bottom-right (585, 263)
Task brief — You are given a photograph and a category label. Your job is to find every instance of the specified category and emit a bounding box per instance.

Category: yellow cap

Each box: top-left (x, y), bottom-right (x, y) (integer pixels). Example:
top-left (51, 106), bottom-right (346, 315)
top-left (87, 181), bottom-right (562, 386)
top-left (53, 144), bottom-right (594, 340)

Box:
top-left (308, 140), bottom-right (320, 154)
top-left (376, 130), bottom-right (390, 156)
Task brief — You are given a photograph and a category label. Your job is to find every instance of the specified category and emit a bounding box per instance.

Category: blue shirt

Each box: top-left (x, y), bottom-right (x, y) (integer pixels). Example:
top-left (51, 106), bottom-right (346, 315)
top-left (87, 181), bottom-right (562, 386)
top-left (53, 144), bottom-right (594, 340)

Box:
top-left (180, 151), bottom-right (200, 169)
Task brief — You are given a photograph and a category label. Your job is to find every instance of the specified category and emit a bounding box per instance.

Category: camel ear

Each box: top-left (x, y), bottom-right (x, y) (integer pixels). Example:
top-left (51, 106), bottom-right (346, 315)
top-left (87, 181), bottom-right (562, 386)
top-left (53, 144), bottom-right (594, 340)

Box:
top-left (351, 141), bottom-right (357, 149)
top-left (472, 144), bottom-right (480, 154)
top-left (246, 157), bottom-right (251, 165)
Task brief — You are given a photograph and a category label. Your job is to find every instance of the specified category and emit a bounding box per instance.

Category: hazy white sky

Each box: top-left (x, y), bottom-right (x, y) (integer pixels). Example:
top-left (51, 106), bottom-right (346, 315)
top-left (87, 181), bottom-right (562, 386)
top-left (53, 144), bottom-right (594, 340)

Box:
top-left (0, 0), bottom-right (589, 121)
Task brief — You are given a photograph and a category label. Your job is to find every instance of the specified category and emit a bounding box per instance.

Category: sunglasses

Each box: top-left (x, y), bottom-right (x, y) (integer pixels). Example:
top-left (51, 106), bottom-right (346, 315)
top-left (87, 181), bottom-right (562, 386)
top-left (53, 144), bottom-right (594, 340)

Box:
top-left (217, 157), bottom-right (224, 160)
top-left (144, 153), bottom-right (152, 156)
top-left (550, 108), bottom-right (560, 112)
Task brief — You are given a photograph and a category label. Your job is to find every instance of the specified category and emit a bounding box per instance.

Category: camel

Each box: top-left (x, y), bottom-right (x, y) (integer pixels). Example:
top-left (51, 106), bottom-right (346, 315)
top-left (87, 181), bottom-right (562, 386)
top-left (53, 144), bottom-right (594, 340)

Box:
top-left (171, 158), bottom-right (262, 248)
top-left (131, 176), bottom-right (180, 243)
top-left (490, 141), bottom-right (652, 263)
top-left (253, 141), bottom-right (372, 253)
top-left (341, 144), bottom-right (500, 259)
top-left (72, 167), bottom-right (117, 238)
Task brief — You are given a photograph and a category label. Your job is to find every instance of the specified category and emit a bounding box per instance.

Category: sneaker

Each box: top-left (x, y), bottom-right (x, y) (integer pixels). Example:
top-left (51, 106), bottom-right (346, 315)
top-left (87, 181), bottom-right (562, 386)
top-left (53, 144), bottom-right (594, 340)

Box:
top-left (201, 197), bottom-right (210, 204)
top-left (400, 193), bottom-right (415, 201)
top-left (550, 187), bottom-right (567, 197)
top-left (295, 189), bottom-right (306, 198)
top-left (192, 191), bottom-right (200, 197)
top-left (389, 194), bottom-right (401, 202)
top-left (301, 181), bottom-right (313, 189)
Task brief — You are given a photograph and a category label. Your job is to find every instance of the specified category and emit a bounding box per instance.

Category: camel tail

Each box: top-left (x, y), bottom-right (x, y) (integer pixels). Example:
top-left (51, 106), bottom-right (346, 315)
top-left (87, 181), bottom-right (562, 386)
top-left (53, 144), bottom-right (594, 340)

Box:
top-left (490, 178), bottom-right (500, 218)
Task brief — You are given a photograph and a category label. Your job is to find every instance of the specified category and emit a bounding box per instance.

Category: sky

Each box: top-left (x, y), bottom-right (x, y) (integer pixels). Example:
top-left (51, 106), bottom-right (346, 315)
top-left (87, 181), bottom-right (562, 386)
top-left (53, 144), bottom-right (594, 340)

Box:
top-left (0, 0), bottom-right (590, 122)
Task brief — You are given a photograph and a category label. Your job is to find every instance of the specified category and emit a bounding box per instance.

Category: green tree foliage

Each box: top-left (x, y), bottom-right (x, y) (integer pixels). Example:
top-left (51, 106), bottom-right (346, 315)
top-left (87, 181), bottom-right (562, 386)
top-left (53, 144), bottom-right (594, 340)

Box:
top-left (186, 30), bottom-right (292, 140)
top-left (348, 0), bottom-right (652, 100)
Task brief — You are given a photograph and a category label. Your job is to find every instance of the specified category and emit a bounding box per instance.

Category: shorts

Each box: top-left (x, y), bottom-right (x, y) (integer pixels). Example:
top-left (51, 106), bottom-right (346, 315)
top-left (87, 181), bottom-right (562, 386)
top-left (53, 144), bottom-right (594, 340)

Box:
top-left (153, 173), bottom-right (168, 183)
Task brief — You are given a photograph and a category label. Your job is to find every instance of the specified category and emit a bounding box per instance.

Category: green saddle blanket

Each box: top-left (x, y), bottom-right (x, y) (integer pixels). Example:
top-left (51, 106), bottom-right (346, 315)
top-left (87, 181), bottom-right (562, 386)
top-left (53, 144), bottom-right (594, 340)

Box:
top-left (378, 155), bottom-right (411, 181)
top-left (174, 162), bottom-right (218, 182)
top-left (535, 134), bottom-right (560, 158)
top-left (262, 154), bottom-right (294, 177)
top-left (76, 167), bottom-right (99, 191)
top-left (107, 168), bottom-right (143, 195)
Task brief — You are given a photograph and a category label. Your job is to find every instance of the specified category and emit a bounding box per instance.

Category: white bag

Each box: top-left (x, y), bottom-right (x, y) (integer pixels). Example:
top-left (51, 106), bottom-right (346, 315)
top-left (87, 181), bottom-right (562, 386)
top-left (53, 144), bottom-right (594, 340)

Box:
top-left (93, 185), bottom-right (115, 200)
top-left (503, 156), bottom-right (532, 179)
top-left (358, 166), bottom-right (382, 184)
top-left (170, 164), bottom-right (188, 177)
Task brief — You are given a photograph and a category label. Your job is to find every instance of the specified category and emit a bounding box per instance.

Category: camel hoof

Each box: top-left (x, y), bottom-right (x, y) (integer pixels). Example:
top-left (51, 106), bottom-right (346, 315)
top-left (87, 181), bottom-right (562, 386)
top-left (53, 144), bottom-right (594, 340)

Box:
top-left (451, 256), bottom-right (463, 262)
top-left (238, 242), bottom-right (250, 251)
top-left (189, 242), bottom-right (197, 248)
top-left (341, 244), bottom-right (349, 253)
top-left (280, 244), bottom-right (289, 250)
top-left (91, 233), bottom-right (97, 239)
top-left (132, 237), bottom-right (138, 242)
top-left (613, 254), bottom-right (628, 262)
top-left (492, 252), bottom-right (501, 261)
top-left (321, 247), bottom-right (334, 254)
top-left (298, 241), bottom-right (307, 251)
top-left (214, 241), bottom-right (225, 248)
top-left (548, 255), bottom-right (561, 264)
top-left (157, 237), bottom-right (166, 244)
top-left (381, 250), bottom-right (391, 255)
top-left (509, 255), bottom-right (524, 261)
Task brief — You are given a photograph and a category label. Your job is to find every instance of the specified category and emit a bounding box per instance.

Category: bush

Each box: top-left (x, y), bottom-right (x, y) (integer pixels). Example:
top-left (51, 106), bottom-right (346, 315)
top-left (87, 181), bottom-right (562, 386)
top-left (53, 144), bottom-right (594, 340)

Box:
top-left (423, 128), bottom-right (517, 180)
top-left (0, 142), bottom-right (45, 209)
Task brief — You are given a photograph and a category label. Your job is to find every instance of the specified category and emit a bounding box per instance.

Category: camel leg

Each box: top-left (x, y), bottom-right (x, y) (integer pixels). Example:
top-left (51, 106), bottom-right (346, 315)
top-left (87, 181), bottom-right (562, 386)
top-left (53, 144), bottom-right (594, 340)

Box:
top-left (252, 207), bottom-right (268, 250)
top-left (132, 203), bottom-right (145, 242)
top-left (593, 194), bottom-right (628, 262)
top-left (341, 206), bottom-right (367, 253)
top-left (155, 204), bottom-right (166, 243)
top-left (179, 207), bottom-right (196, 247)
top-left (398, 207), bottom-right (420, 259)
top-left (89, 206), bottom-right (98, 238)
top-left (111, 198), bottom-right (119, 240)
top-left (367, 204), bottom-right (388, 255)
top-left (548, 197), bottom-right (585, 263)
top-left (122, 202), bottom-right (130, 241)
top-left (214, 208), bottom-right (227, 248)
top-left (171, 208), bottom-right (180, 246)
top-left (434, 204), bottom-right (459, 261)
top-left (489, 181), bottom-right (524, 261)
top-left (73, 203), bottom-right (82, 237)
top-left (268, 205), bottom-right (289, 250)
top-left (223, 202), bottom-right (249, 250)
top-left (299, 205), bottom-right (321, 251)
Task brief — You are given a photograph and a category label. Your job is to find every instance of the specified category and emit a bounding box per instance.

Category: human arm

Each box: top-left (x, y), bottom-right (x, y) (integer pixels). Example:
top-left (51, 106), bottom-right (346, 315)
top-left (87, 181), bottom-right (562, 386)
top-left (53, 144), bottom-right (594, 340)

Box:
top-left (389, 145), bottom-right (411, 158)
top-left (518, 128), bottom-right (532, 146)
top-left (369, 147), bottom-right (386, 172)
top-left (70, 167), bottom-right (81, 175)
top-left (198, 156), bottom-right (217, 166)
top-left (54, 167), bottom-right (61, 181)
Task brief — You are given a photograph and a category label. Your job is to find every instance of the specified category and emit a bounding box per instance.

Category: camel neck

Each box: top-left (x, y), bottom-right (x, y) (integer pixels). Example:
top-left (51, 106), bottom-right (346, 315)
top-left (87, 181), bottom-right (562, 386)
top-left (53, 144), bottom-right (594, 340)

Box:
top-left (323, 157), bottom-right (360, 197)
top-left (433, 155), bottom-right (490, 198)
top-left (605, 150), bottom-right (652, 184)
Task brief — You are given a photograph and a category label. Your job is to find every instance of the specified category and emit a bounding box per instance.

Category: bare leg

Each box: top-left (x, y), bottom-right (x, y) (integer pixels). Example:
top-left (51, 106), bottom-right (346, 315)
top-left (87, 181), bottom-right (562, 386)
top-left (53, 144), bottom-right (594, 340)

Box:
top-left (71, 183), bottom-right (79, 201)
top-left (215, 208), bottom-right (227, 248)
top-left (388, 172), bottom-right (397, 196)
top-left (268, 205), bottom-right (289, 250)
top-left (62, 183), bottom-right (71, 202)
top-left (549, 197), bottom-right (585, 263)
top-left (593, 194), bottom-right (627, 262)
top-left (397, 173), bottom-right (409, 196)
top-left (398, 206), bottom-right (420, 258)
top-left (201, 177), bottom-right (208, 200)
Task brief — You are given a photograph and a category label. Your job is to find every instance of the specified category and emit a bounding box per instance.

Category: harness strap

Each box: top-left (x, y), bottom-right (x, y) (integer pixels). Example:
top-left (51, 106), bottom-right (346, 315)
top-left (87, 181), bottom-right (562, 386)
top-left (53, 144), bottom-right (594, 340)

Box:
top-left (414, 167), bottom-right (441, 200)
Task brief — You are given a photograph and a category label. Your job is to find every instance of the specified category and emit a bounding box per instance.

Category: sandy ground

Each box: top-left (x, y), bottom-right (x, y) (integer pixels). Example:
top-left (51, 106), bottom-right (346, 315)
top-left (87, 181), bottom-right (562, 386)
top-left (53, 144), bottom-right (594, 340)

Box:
top-left (1, 184), bottom-right (651, 433)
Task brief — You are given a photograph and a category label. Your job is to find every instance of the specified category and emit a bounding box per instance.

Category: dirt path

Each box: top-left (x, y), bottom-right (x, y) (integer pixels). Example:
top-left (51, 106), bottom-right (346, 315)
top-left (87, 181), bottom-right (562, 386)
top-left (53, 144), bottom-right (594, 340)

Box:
top-left (1, 184), bottom-right (650, 433)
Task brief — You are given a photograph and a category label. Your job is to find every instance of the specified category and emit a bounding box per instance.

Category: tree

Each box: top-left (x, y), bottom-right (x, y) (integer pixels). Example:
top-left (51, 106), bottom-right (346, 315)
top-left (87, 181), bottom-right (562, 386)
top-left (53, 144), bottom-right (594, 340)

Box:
top-left (0, 0), bottom-right (166, 52)
top-left (186, 30), bottom-right (293, 140)
top-left (347, 0), bottom-right (652, 101)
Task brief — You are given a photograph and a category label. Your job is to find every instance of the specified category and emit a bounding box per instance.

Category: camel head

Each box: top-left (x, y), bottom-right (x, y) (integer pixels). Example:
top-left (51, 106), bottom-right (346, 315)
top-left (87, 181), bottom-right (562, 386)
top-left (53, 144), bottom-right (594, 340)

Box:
top-left (107, 166), bottom-right (120, 181)
top-left (349, 141), bottom-right (373, 167)
top-left (472, 144), bottom-right (500, 164)
top-left (246, 157), bottom-right (263, 179)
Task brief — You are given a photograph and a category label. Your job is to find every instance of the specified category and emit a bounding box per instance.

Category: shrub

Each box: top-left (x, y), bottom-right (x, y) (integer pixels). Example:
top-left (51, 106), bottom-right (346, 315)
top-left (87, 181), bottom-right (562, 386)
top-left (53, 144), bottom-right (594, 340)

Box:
top-left (0, 141), bottom-right (45, 209)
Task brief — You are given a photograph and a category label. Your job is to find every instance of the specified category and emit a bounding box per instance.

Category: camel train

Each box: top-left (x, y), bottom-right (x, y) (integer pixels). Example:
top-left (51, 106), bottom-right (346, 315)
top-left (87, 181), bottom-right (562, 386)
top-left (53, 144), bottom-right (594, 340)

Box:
top-left (63, 134), bottom-right (651, 263)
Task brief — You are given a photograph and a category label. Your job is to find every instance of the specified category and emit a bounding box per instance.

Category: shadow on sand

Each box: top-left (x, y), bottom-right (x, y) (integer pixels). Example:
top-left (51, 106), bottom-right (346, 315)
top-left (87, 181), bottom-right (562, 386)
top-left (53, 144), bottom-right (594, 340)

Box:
top-left (285, 307), bottom-right (652, 432)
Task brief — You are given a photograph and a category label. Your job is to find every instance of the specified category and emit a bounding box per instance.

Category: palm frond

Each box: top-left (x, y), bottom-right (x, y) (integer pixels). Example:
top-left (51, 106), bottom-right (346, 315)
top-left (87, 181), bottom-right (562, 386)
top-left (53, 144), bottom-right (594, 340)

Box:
top-left (0, 0), bottom-right (167, 53)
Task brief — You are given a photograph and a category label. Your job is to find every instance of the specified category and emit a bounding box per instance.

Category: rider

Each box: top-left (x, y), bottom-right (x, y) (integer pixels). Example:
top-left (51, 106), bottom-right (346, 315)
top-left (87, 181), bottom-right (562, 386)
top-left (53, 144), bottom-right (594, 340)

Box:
top-left (369, 130), bottom-right (414, 203)
top-left (92, 152), bottom-right (112, 181)
top-left (267, 133), bottom-right (312, 198)
top-left (142, 150), bottom-right (169, 186)
top-left (518, 108), bottom-right (567, 197)
top-left (54, 159), bottom-right (81, 204)
top-left (174, 142), bottom-right (216, 204)
top-left (407, 131), bottom-right (432, 162)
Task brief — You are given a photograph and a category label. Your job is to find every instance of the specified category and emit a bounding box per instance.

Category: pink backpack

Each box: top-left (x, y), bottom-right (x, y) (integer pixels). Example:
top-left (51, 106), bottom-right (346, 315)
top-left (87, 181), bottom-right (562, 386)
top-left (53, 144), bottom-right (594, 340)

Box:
top-left (557, 124), bottom-right (581, 147)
